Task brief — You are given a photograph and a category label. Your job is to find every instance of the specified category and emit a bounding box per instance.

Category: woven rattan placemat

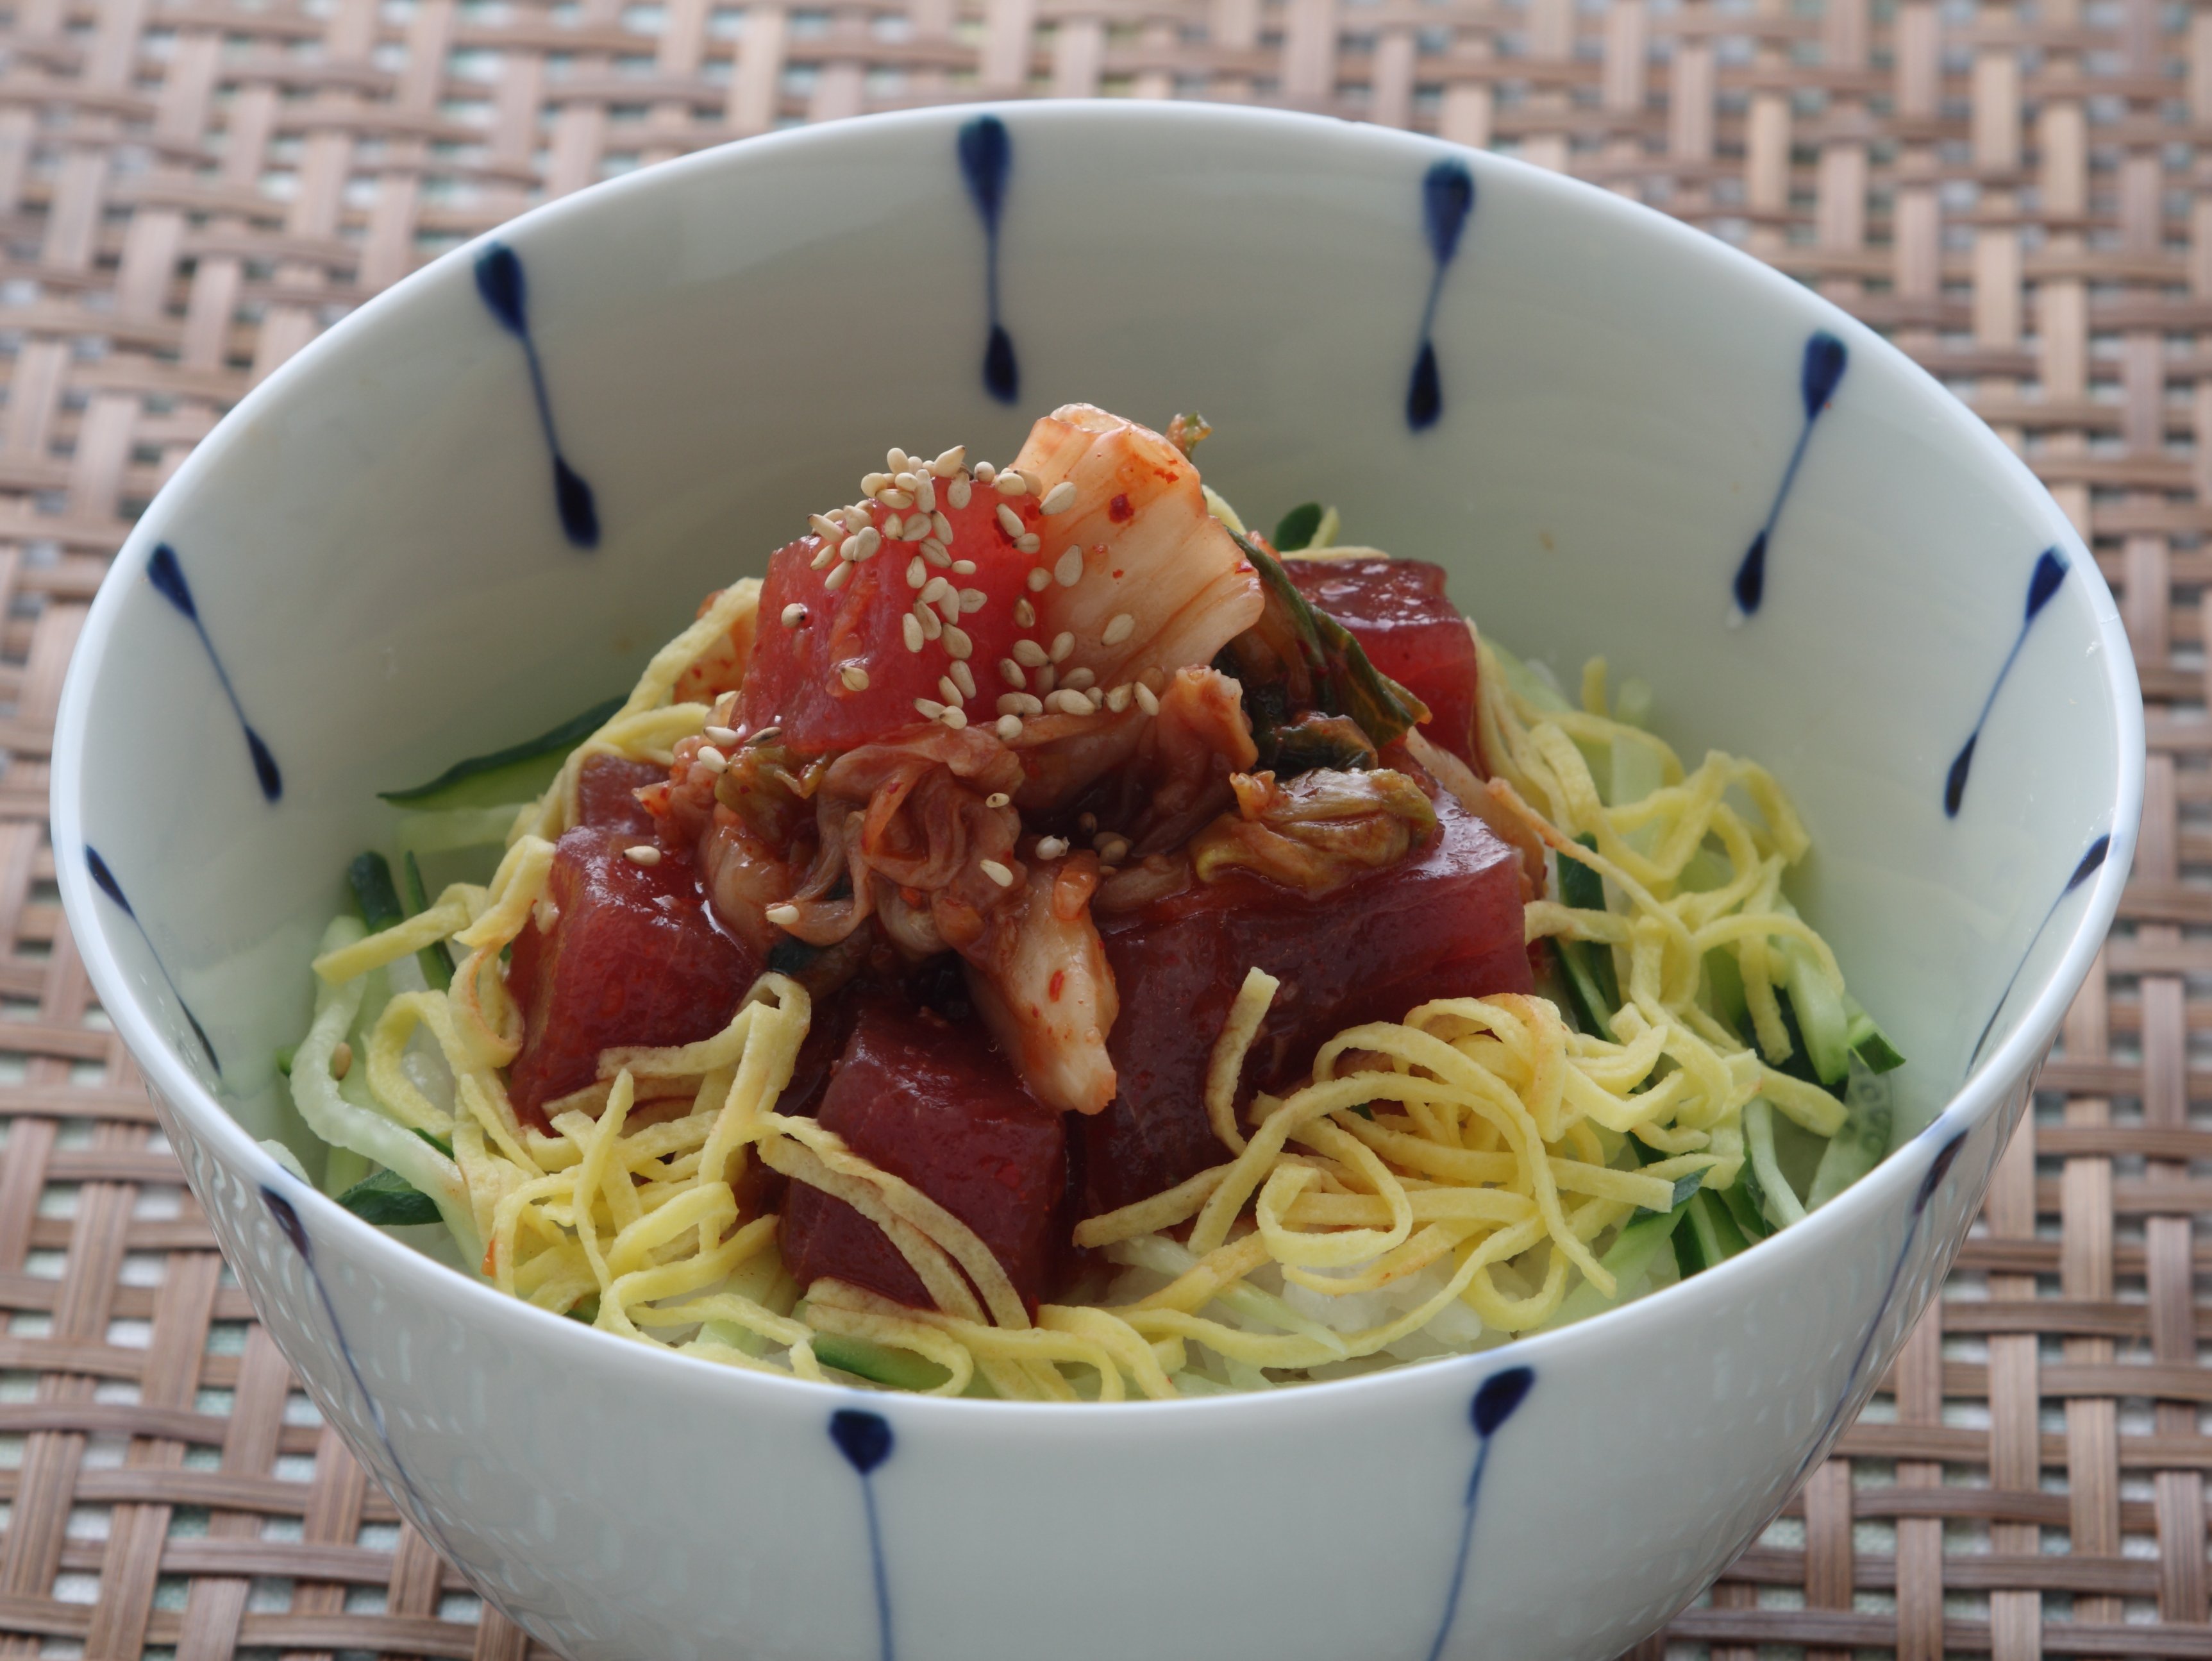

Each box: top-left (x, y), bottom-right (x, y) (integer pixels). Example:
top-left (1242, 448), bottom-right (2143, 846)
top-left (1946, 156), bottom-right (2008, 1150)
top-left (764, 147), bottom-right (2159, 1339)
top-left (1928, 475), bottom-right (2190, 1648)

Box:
top-left (0, 0), bottom-right (2202, 1653)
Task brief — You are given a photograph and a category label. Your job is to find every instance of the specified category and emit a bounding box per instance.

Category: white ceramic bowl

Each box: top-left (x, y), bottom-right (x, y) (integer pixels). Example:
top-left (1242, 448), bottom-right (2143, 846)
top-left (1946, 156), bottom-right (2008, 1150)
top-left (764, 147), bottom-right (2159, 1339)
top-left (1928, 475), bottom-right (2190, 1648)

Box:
top-left (54, 103), bottom-right (2140, 1661)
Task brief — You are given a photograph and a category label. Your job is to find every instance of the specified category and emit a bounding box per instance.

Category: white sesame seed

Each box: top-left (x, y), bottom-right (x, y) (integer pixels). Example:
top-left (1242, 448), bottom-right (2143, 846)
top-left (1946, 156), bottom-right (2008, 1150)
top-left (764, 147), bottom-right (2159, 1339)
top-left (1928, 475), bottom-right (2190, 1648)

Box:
top-left (931, 511), bottom-right (953, 544)
top-left (994, 469), bottom-right (1028, 496)
top-left (915, 476), bottom-right (937, 513)
top-left (895, 471), bottom-right (920, 493)
top-left (932, 446), bottom-right (966, 477)
top-left (916, 602), bottom-right (943, 641)
top-left (767, 903), bottom-right (801, 926)
top-left (1097, 834), bottom-right (1130, 864)
top-left (1062, 667), bottom-right (1096, 692)
top-left (944, 625), bottom-right (973, 660)
top-left (907, 555), bottom-right (928, 589)
top-left (937, 593), bottom-right (963, 625)
top-left (1050, 689), bottom-right (1094, 717)
top-left (919, 575), bottom-right (953, 606)
top-left (838, 536), bottom-right (862, 562)
top-left (697, 744), bottom-right (729, 771)
top-left (900, 516), bottom-right (930, 543)
top-left (998, 691), bottom-right (1044, 716)
top-left (959, 587), bottom-right (987, 613)
top-left (825, 562), bottom-right (851, 591)
top-left (950, 660), bottom-right (977, 699)
top-left (1014, 597), bottom-right (1037, 627)
top-left (853, 527), bottom-right (882, 559)
top-left (1050, 630), bottom-right (1075, 663)
top-left (1105, 684), bottom-right (1134, 712)
top-left (996, 503), bottom-right (1025, 538)
top-left (947, 478), bottom-right (973, 509)
top-left (940, 706), bottom-right (969, 729)
top-left (841, 664), bottom-right (871, 692)
top-left (1089, 687), bottom-right (1107, 710)
top-left (915, 697), bottom-right (947, 720)
top-left (995, 714), bottom-right (1023, 741)
top-left (903, 613), bottom-right (926, 652)
top-left (974, 461), bottom-right (997, 484)
top-left (938, 675), bottom-right (964, 706)
top-left (1102, 612), bottom-right (1136, 647)
top-left (951, 559), bottom-right (977, 577)
top-left (811, 544), bottom-right (837, 570)
top-left (781, 602), bottom-right (808, 628)
top-left (980, 859), bottom-right (1014, 888)
top-left (1036, 836), bottom-right (1069, 859)
top-left (921, 539), bottom-right (952, 568)
top-left (985, 791), bottom-right (1011, 808)
top-left (1040, 480), bottom-right (1078, 515)
top-left (810, 513), bottom-right (842, 539)
top-left (1000, 658), bottom-right (1027, 689)
top-left (1026, 567), bottom-right (1052, 593)
top-left (1135, 682), bottom-right (1160, 716)
top-left (887, 448), bottom-right (910, 472)
top-left (705, 725), bottom-right (740, 746)
top-left (1055, 546), bottom-right (1085, 587)
top-left (1014, 534), bottom-right (1041, 554)
top-left (878, 489), bottom-right (914, 511)
top-left (1012, 638), bottom-right (1049, 668)
top-left (748, 725), bottom-right (783, 746)
top-left (862, 471), bottom-right (891, 495)
top-left (621, 843), bottom-right (662, 870)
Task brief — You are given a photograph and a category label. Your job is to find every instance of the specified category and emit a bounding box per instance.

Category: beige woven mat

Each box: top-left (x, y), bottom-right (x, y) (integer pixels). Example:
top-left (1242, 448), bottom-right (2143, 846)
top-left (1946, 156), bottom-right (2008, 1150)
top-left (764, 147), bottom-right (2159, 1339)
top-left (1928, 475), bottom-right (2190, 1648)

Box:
top-left (0, 0), bottom-right (2202, 1654)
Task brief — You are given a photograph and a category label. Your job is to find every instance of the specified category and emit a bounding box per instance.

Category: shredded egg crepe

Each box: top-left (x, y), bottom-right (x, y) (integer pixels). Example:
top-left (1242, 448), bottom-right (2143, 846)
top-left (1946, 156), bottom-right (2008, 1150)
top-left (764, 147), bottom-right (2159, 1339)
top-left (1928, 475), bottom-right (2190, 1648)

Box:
top-left (287, 510), bottom-right (1894, 1400)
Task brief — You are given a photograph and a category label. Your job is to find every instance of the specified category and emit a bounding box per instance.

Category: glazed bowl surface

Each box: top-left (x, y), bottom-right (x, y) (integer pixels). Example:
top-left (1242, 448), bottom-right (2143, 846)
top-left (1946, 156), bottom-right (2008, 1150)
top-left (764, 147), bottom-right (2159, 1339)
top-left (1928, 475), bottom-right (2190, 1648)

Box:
top-left (53, 101), bottom-right (2140, 1661)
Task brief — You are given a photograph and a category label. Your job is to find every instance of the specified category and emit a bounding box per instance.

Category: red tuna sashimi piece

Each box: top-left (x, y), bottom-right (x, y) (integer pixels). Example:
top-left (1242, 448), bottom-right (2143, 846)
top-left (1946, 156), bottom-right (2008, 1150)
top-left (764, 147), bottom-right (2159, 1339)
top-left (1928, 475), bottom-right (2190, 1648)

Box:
top-left (1082, 788), bottom-right (1529, 1215)
top-left (1282, 555), bottom-right (1479, 764)
top-left (573, 754), bottom-right (665, 834)
top-left (782, 997), bottom-right (1069, 1315)
top-left (737, 482), bottom-right (1042, 755)
top-left (505, 758), bottom-right (758, 1127)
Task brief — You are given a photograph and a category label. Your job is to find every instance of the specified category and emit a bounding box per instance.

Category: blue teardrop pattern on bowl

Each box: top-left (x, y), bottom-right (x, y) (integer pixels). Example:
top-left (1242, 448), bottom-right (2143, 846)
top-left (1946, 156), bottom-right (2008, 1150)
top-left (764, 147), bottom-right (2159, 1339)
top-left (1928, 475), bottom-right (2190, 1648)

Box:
top-left (147, 543), bottom-right (283, 804)
top-left (1730, 332), bottom-right (1848, 616)
top-left (957, 116), bottom-right (1018, 405)
top-left (1944, 547), bottom-right (2068, 818)
top-left (259, 1183), bottom-right (469, 1572)
top-left (86, 845), bottom-right (221, 1076)
top-left (1965, 827), bottom-right (2113, 1072)
top-left (1405, 159), bottom-right (1475, 432)
top-left (1424, 1363), bottom-right (1532, 1661)
top-left (474, 242), bottom-right (600, 549)
top-left (830, 1407), bottom-right (898, 1661)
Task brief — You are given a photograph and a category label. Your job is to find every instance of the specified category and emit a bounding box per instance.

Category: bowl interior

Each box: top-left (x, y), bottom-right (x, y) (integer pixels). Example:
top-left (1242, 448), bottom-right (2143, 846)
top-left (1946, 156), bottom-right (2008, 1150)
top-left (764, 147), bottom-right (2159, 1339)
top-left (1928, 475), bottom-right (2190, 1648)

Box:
top-left (60, 104), bottom-right (2134, 1195)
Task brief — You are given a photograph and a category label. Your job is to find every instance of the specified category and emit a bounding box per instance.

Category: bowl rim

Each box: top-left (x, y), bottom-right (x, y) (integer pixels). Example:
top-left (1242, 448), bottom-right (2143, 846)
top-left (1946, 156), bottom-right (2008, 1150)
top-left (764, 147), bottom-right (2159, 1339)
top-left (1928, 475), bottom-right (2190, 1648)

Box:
top-left (51, 97), bottom-right (2147, 1421)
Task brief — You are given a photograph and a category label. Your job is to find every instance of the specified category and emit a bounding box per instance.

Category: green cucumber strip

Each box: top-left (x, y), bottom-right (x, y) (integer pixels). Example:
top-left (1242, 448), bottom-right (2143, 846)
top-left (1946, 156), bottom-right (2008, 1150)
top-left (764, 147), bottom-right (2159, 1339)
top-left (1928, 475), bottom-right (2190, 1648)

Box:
top-left (1554, 940), bottom-right (1617, 1043)
top-left (321, 1143), bottom-right (369, 1199)
top-left (1843, 994), bottom-right (1907, 1074)
top-left (1482, 639), bottom-right (1573, 713)
top-left (1678, 847), bottom-right (1731, 894)
top-left (401, 850), bottom-right (455, 991)
top-left (811, 1329), bottom-right (953, 1392)
top-left (1672, 1212), bottom-right (1707, 1277)
top-left (337, 1167), bottom-right (441, 1227)
top-left (378, 695), bottom-right (624, 809)
top-left (1273, 502), bottom-right (1323, 552)
top-left (1557, 835), bottom-right (1606, 912)
top-left (1702, 948), bottom-right (1748, 1034)
top-left (568, 1296), bottom-right (602, 1325)
top-left (1723, 1167), bottom-right (1774, 1242)
top-left (346, 852), bottom-right (406, 932)
top-left (1807, 1056), bottom-right (1896, 1210)
top-left (1684, 1189), bottom-right (1748, 1274)
top-left (1553, 1204), bottom-right (1691, 1326)
top-left (274, 1044), bottom-right (296, 1076)
top-left (1744, 1099), bottom-right (1808, 1229)
top-left (1613, 677), bottom-right (1654, 729)
top-left (1607, 730), bottom-right (1664, 809)
top-left (394, 807), bottom-right (524, 860)
top-left (1782, 945), bottom-right (1850, 1086)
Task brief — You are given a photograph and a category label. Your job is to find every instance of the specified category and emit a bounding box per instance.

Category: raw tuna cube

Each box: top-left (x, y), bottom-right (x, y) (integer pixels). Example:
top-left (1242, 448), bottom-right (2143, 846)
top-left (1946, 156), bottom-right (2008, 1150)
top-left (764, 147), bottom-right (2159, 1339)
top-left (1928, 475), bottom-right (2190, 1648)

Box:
top-left (1282, 555), bottom-right (1480, 763)
top-left (782, 997), bottom-right (1069, 1315)
top-left (1083, 787), bottom-right (1528, 1214)
top-left (505, 757), bottom-right (758, 1126)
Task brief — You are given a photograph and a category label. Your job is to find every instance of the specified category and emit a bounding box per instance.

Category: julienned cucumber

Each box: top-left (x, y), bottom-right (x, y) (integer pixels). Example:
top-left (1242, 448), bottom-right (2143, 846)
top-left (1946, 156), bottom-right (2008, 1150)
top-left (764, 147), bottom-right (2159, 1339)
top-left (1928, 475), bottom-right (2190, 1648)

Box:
top-left (1554, 1201), bottom-right (1691, 1326)
top-left (337, 1167), bottom-right (442, 1226)
top-left (809, 1328), bottom-right (952, 1392)
top-left (378, 695), bottom-right (624, 810)
top-left (1554, 835), bottom-right (1618, 1042)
